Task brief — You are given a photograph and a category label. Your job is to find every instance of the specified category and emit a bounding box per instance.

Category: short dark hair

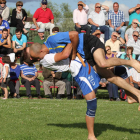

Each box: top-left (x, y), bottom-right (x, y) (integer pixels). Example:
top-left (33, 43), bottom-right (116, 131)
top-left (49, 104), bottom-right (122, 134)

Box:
top-left (0, 14), bottom-right (2, 19)
top-left (113, 2), bottom-right (119, 6)
top-left (52, 27), bottom-right (59, 32)
top-left (2, 56), bottom-right (11, 63)
top-left (2, 28), bottom-right (8, 33)
top-left (15, 28), bottom-right (22, 33)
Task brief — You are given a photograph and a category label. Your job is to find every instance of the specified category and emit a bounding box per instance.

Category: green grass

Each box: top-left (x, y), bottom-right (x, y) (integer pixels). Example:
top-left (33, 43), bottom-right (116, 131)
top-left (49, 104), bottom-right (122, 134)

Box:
top-left (0, 90), bottom-right (140, 140)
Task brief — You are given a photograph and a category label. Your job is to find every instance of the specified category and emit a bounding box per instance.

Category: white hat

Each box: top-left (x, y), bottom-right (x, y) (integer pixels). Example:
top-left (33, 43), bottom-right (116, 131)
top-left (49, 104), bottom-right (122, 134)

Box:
top-left (38, 28), bottom-right (45, 33)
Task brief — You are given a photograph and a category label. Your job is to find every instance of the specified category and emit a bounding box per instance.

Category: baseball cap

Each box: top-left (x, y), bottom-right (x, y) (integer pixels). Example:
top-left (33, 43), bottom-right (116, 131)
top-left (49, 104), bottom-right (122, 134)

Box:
top-left (42, 0), bottom-right (47, 4)
top-left (38, 28), bottom-right (45, 33)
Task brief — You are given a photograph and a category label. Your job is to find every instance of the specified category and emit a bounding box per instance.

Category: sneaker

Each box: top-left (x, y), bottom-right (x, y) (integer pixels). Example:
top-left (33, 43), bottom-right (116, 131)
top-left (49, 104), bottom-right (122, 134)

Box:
top-left (116, 98), bottom-right (121, 101)
top-left (48, 94), bottom-right (53, 99)
top-left (16, 94), bottom-right (20, 98)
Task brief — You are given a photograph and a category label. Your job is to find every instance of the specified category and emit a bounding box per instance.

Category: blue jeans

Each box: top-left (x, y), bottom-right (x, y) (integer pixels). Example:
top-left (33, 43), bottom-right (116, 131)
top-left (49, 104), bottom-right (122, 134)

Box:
top-left (91, 25), bottom-right (109, 42)
top-left (109, 26), bottom-right (126, 39)
top-left (112, 84), bottom-right (119, 99)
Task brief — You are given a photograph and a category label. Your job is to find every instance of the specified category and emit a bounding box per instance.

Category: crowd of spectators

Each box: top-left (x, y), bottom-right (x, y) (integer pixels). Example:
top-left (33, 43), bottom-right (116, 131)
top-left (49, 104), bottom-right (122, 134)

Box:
top-left (0, 0), bottom-right (140, 101)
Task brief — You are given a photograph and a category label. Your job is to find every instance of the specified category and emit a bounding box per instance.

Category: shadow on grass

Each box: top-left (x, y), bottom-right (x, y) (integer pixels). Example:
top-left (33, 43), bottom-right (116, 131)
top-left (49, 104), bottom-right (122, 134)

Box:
top-left (47, 122), bottom-right (140, 137)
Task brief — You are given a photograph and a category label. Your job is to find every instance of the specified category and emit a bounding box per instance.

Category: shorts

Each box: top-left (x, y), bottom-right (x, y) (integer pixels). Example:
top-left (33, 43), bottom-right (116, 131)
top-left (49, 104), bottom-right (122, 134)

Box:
top-left (114, 66), bottom-right (128, 79)
top-left (83, 34), bottom-right (106, 67)
top-left (74, 62), bottom-right (101, 96)
top-left (1, 78), bottom-right (10, 88)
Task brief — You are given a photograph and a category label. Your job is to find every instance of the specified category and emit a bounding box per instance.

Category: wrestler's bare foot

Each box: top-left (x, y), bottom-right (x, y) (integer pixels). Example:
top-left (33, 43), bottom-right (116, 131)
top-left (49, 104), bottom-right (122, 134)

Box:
top-left (127, 97), bottom-right (137, 104)
top-left (88, 135), bottom-right (97, 140)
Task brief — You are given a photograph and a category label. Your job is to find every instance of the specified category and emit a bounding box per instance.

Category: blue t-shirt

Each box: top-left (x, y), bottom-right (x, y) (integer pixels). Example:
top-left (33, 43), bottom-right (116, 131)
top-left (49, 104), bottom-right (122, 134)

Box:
top-left (0, 20), bottom-right (10, 31)
top-left (12, 34), bottom-right (27, 49)
top-left (10, 65), bottom-right (20, 80)
top-left (0, 34), bottom-right (4, 43)
top-left (20, 64), bottom-right (37, 76)
top-left (129, 11), bottom-right (140, 25)
top-left (44, 32), bottom-right (85, 58)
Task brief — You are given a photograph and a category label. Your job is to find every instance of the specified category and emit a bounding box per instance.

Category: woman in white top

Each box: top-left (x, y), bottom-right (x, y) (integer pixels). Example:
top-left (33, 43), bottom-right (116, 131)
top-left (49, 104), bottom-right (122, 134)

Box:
top-left (0, 0), bottom-right (10, 21)
top-left (1, 56), bottom-right (11, 99)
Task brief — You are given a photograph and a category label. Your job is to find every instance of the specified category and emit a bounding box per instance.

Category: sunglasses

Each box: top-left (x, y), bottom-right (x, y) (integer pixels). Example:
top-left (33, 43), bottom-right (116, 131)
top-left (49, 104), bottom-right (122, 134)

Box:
top-left (18, 5), bottom-right (23, 6)
top-left (96, 6), bottom-right (101, 8)
top-left (78, 4), bottom-right (83, 6)
top-left (106, 49), bottom-right (111, 51)
top-left (0, 2), bottom-right (6, 4)
top-left (133, 22), bottom-right (137, 24)
top-left (133, 35), bottom-right (138, 37)
top-left (42, 3), bottom-right (47, 5)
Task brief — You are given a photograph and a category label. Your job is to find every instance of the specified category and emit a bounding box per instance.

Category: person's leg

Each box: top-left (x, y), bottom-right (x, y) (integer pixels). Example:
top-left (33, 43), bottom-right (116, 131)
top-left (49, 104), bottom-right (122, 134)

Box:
top-left (15, 81), bottom-right (20, 96)
top-left (106, 82), bottom-right (113, 100)
top-left (62, 79), bottom-right (71, 96)
top-left (112, 83), bottom-right (120, 100)
top-left (91, 25), bottom-right (98, 34)
top-left (75, 25), bottom-right (81, 33)
top-left (45, 22), bottom-right (55, 35)
top-left (43, 80), bottom-right (52, 95)
top-left (82, 25), bottom-right (91, 36)
top-left (118, 26), bottom-right (126, 39)
top-left (9, 80), bottom-right (16, 97)
top-left (37, 22), bottom-right (46, 30)
top-left (109, 27), bottom-right (114, 38)
top-left (100, 25), bottom-right (109, 42)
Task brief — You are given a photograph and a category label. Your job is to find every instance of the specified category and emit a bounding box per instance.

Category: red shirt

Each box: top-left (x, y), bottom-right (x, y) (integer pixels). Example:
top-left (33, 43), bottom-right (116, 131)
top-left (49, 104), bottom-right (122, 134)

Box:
top-left (33, 7), bottom-right (54, 23)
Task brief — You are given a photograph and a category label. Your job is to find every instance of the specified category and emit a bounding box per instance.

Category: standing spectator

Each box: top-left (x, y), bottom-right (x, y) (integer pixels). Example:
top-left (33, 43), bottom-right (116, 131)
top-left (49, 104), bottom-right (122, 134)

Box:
top-left (0, 14), bottom-right (10, 34)
top-left (108, 2), bottom-right (126, 39)
top-left (9, 57), bottom-right (20, 98)
top-left (10, 1), bottom-right (28, 34)
top-left (88, 3), bottom-right (109, 42)
top-left (92, 29), bottom-right (104, 43)
top-left (105, 32), bottom-right (125, 52)
top-left (128, 4), bottom-right (140, 25)
top-left (0, 28), bottom-right (12, 56)
top-left (42, 68), bottom-right (65, 99)
top-left (73, 1), bottom-right (90, 35)
top-left (1, 55), bottom-right (11, 99)
top-left (127, 31), bottom-right (140, 54)
top-left (33, 28), bottom-right (46, 44)
top-left (20, 62), bottom-right (41, 99)
top-left (0, 0), bottom-right (10, 21)
top-left (12, 28), bottom-right (27, 58)
top-left (33, 0), bottom-right (54, 35)
top-left (125, 19), bottom-right (140, 43)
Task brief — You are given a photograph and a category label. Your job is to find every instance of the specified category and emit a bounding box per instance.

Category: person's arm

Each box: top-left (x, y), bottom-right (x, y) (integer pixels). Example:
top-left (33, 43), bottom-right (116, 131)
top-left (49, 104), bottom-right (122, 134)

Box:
top-left (33, 17), bottom-right (39, 30)
top-left (3, 65), bottom-right (8, 83)
top-left (73, 9), bottom-right (81, 28)
top-left (23, 9), bottom-right (27, 21)
top-left (129, 4), bottom-right (140, 14)
top-left (31, 72), bottom-right (38, 81)
top-left (2, 7), bottom-right (10, 21)
top-left (16, 42), bottom-right (26, 51)
top-left (12, 41), bottom-right (16, 49)
top-left (0, 40), bottom-right (7, 46)
top-left (101, 4), bottom-right (109, 12)
top-left (51, 19), bottom-right (54, 24)
top-left (54, 43), bottom-right (72, 62)
top-left (113, 32), bottom-right (125, 44)
top-left (125, 34), bottom-right (129, 43)
top-left (88, 18), bottom-right (99, 27)
top-left (3, 36), bottom-right (11, 48)
top-left (21, 71), bottom-right (30, 81)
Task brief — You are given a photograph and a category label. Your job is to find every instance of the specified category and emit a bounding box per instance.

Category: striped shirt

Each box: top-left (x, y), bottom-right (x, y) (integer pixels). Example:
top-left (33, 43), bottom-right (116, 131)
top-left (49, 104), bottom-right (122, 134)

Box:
top-left (108, 10), bottom-right (125, 27)
top-left (20, 64), bottom-right (37, 76)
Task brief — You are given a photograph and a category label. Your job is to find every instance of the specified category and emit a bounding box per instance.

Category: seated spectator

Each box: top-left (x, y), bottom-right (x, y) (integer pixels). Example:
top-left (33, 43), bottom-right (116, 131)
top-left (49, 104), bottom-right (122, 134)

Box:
top-left (128, 4), bottom-right (140, 25)
top-left (10, 1), bottom-right (28, 34)
top-left (73, 1), bottom-right (90, 35)
top-left (52, 27), bottom-right (59, 33)
top-left (0, 28), bottom-right (12, 56)
top-left (0, 0), bottom-right (10, 21)
top-left (105, 45), bottom-right (116, 59)
top-left (20, 61), bottom-right (41, 99)
top-left (105, 32), bottom-right (125, 52)
top-left (127, 31), bottom-right (140, 54)
top-left (12, 28), bottom-right (27, 57)
top-left (42, 68), bottom-right (65, 99)
top-left (33, 0), bottom-right (55, 35)
top-left (92, 29), bottom-right (104, 43)
top-left (108, 2), bottom-right (126, 39)
top-left (0, 14), bottom-right (10, 34)
top-left (125, 19), bottom-right (140, 43)
top-left (61, 72), bottom-right (82, 100)
top-left (9, 57), bottom-right (20, 98)
top-left (88, 3), bottom-right (109, 42)
top-left (33, 28), bottom-right (46, 44)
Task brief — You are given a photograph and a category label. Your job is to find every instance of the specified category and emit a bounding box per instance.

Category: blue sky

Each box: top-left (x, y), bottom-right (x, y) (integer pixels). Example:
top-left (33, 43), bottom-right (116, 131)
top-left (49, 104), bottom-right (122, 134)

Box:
top-left (7, 0), bottom-right (140, 15)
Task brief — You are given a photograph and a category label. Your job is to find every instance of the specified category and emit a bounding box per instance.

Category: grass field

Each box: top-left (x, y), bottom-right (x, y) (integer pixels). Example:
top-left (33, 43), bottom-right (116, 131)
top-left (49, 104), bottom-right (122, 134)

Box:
top-left (0, 90), bottom-right (140, 140)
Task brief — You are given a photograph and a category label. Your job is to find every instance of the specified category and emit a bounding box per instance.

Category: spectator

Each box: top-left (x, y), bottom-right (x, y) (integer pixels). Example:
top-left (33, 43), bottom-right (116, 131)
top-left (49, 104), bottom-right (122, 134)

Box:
top-left (0, 28), bottom-right (12, 56)
top-left (33, 28), bottom-right (46, 44)
top-left (127, 31), bottom-right (140, 54)
top-left (42, 68), bottom-right (65, 99)
top-left (52, 27), bottom-right (59, 33)
top-left (88, 3), bottom-right (109, 42)
top-left (61, 72), bottom-right (82, 100)
top-left (125, 19), bottom-right (140, 43)
top-left (105, 32), bottom-right (125, 52)
top-left (0, 0), bottom-right (10, 21)
top-left (10, 1), bottom-right (28, 34)
top-left (92, 29), bottom-right (104, 43)
top-left (128, 4), bottom-right (140, 25)
top-left (20, 62), bottom-right (41, 99)
top-left (108, 2), bottom-right (126, 39)
top-left (12, 28), bottom-right (27, 58)
top-left (0, 14), bottom-right (9, 34)
top-left (33, 0), bottom-right (54, 35)
top-left (105, 45), bottom-right (116, 59)
top-left (1, 55), bottom-right (11, 99)
top-left (73, 1), bottom-right (90, 35)
top-left (9, 57), bottom-right (20, 98)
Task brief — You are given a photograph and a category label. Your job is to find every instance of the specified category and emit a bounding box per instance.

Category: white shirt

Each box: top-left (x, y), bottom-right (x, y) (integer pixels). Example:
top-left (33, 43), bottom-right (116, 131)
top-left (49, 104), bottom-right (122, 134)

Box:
top-left (2, 63), bottom-right (10, 78)
top-left (88, 9), bottom-right (107, 26)
top-left (127, 38), bottom-right (140, 54)
top-left (73, 5), bottom-right (89, 25)
top-left (129, 68), bottom-right (140, 82)
top-left (40, 54), bottom-right (83, 77)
